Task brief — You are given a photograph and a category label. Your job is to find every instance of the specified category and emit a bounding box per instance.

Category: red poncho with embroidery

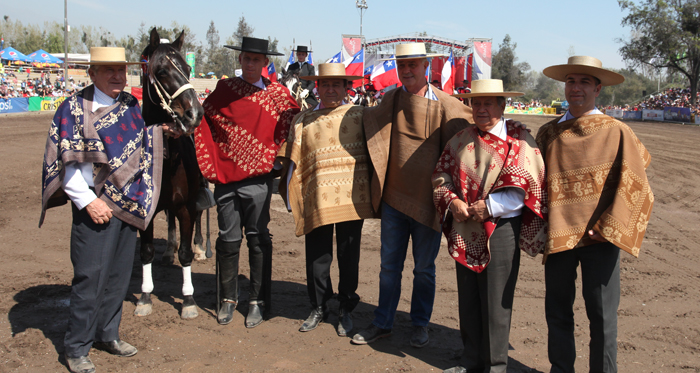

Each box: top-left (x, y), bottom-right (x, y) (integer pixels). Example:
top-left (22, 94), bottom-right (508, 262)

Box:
top-left (432, 121), bottom-right (548, 272)
top-left (195, 77), bottom-right (300, 184)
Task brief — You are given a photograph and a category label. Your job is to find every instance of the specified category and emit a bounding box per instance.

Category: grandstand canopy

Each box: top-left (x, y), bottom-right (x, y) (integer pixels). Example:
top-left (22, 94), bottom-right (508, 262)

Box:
top-left (364, 33), bottom-right (491, 57)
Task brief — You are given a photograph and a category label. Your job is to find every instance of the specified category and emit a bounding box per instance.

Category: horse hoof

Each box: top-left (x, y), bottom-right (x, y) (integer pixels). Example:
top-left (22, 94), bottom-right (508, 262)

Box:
top-left (181, 305), bottom-right (198, 319)
top-left (193, 244), bottom-right (207, 261)
top-left (134, 303), bottom-right (153, 317)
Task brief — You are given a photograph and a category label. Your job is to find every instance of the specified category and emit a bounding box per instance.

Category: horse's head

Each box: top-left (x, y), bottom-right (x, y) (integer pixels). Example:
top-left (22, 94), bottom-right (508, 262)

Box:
top-left (141, 28), bottom-right (203, 135)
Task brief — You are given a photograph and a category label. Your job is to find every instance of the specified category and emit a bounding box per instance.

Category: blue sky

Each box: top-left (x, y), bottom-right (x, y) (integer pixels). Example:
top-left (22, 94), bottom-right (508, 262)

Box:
top-left (4, 0), bottom-right (633, 72)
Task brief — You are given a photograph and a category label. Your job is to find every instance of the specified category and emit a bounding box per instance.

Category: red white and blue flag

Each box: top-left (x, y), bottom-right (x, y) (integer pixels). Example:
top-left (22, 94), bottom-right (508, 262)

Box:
top-left (326, 51), bottom-right (343, 63)
top-left (344, 49), bottom-right (364, 88)
top-left (263, 62), bottom-right (278, 83)
top-left (285, 50), bottom-right (295, 71)
top-left (370, 55), bottom-right (400, 90)
top-left (441, 50), bottom-right (455, 94)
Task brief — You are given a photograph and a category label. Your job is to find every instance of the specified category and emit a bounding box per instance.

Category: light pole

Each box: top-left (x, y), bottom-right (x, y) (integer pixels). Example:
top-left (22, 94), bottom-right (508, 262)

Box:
top-left (64, 0), bottom-right (68, 86)
top-left (356, 0), bottom-right (368, 39)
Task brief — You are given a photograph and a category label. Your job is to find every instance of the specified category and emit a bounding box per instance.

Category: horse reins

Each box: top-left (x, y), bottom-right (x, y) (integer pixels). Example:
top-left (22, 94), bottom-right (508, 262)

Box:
top-left (143, 53), bottom-right (195, 132)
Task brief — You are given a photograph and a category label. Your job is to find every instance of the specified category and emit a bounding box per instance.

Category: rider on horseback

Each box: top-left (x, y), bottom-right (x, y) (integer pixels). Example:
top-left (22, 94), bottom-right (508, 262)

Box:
top-left (285, 45), bottom-right (318, 108)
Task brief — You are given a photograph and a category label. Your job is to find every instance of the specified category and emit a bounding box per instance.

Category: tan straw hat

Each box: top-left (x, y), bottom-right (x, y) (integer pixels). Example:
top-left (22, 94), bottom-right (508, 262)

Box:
top-left (300, 63), bottom-right (363, 81)
top-left (379, 43), bottom-right (445, 61)
top-left (543, 56), bottom-right (624, 86)
top-left (86, 47), bottom-right (143, 65)
top-left (452, 79), bottom-right (524, 98)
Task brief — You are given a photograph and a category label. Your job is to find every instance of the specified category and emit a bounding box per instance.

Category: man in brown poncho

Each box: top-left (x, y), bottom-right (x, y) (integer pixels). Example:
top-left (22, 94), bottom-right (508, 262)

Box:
top-left (278, 63), bottom-right (375, 337)
top-left (351, 43), bottom-right (473, 347)
top-left (537, 56), bottom-right (654, 372)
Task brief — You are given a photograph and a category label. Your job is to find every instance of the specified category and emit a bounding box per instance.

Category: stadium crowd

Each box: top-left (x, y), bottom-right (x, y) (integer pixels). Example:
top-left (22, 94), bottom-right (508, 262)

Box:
top-left (628, 87), bottom-right (700, 114)
top-left (0, 71), bottom-right (86, 98)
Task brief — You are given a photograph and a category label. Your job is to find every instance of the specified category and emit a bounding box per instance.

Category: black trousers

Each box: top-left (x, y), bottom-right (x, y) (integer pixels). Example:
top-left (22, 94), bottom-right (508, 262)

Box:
top-left (64, 204), bottom-right (137, 358)
top-left (456, 217), bottom-right (521, 373)
top-left (304, 220), bottom-right (363, 312)
top-left (545, 242), bottom-right (621, 373)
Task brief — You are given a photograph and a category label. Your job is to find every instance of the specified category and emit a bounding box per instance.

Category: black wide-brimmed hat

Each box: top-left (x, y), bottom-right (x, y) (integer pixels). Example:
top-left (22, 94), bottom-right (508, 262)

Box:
top-left (224, 37), bottom-right (283, 56)
top-left (294, 45), bottom-right (312, 53)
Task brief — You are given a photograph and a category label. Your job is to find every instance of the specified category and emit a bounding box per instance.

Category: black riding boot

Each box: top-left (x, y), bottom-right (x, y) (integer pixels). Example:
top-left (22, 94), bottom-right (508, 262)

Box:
top-left (246, 234), bottom-right (272, 328)
top-left (216, 239), bottom-right (241, 325)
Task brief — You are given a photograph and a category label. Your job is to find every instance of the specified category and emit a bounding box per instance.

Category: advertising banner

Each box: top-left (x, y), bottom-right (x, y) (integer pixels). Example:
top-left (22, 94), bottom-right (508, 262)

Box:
top-left (186, 52), bottom-right (196, 79)
top-left (607, 109), bottom-right (623, 118)
top-left (642, 109), bottom-right (664, 121)
top-left (28, 97), bottom-right (42, 111)
top-left (41, 97), bottom-right (66, 111)
top-left (472, 42), bottom-right (492, 80)
top-left (623, 111), bottom-right (642, 120)
top-left (341, 35), bottom-right (363, 63)
top-left (664, 107), bottom-right (691, 122)
top-left (0, 98), bottom-right (29, 114)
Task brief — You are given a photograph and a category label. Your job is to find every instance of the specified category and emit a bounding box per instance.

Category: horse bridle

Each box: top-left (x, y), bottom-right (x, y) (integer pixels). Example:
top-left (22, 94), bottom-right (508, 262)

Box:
top-left (144, 53), bottom-right (195, 132)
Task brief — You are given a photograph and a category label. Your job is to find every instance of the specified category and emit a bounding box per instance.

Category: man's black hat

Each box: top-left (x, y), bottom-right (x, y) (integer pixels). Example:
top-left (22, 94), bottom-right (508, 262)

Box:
top-left (224, 37), bottom-right (283, 56)
top-left (294, 45), bottom-right (312, 53)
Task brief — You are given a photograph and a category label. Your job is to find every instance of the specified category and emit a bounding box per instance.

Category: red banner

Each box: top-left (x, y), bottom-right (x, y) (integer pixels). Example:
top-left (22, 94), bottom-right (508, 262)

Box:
top-left (454, 56), bottom-right (466, 88)
top-left (131, 87), bottom-right (143, 100)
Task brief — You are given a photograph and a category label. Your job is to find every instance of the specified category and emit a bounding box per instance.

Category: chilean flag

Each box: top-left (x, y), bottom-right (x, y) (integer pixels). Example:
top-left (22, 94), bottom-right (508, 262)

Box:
top-left (326, 51), bottom-right (343, 63)
top-left (441, 50), bottom-right (455, 94)
top-left (285, 50), bottom-right (294, 71)
top-left (308, 52), bottom-right (314, 66)
top-left (262, 62), bottom-right (278, 83)
top-left (370, 56), bottom-right (400, 90)
top-left (344, 49), bottom-right (364, 88)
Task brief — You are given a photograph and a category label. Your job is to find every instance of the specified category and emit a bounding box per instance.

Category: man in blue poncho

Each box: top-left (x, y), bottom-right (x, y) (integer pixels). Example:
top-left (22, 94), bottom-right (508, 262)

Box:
top-left (40, 47), bottom-right (162, 373)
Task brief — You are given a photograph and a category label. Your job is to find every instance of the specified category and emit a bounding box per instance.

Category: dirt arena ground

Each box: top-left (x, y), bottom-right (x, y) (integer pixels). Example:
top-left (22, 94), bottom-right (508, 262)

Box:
top-left (0, 111), bottom-right (698, 372)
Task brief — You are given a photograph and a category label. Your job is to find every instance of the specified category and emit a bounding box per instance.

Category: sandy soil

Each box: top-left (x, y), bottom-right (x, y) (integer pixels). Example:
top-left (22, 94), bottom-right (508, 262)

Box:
top-left (0, 112), bottom-right (698, 373)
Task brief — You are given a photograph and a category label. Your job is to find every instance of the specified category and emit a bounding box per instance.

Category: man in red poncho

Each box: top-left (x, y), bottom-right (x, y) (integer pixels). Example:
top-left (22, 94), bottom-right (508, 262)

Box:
top-left (195, 37), bottom-right (300, 328)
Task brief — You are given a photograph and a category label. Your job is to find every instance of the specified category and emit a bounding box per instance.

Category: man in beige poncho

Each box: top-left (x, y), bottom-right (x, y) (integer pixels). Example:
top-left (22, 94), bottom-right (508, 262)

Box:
top-left (278, 63), bottom-right (375, 337)
top-left (537, 56), bottom-right (654, 372)
top-left (351, 43), bottom-right (473, 347)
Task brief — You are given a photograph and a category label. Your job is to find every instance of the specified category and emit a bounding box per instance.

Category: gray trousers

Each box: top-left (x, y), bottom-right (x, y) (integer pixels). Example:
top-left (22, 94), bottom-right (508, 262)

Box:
top-left (214, 174), bottom-right (273, 303)
top-left (456, 217), bottom-right (521, 373)
top-left (545, 242), bottom-right (621, 373)
top-left (214, 174), bottom-right (273, 242)
top-left (64, 204), bottom-right (137, 358)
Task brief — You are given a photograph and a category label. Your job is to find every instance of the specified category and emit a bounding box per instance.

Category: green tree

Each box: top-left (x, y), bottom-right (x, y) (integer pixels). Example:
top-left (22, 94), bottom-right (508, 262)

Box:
top-left (491, 34), bottom-right (531, 91)
top-left (596, 68), bottom-right (659, 107)
top-left (618, 0), bottom-right (700, 105)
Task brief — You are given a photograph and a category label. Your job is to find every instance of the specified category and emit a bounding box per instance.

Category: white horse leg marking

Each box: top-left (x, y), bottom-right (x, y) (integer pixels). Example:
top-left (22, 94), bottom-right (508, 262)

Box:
top-left (182, 266), bottom-right (194, 296)
top-left (180, 265), bottom-right (198, 319)
top-left (142, 263), bottom-right (154, 293)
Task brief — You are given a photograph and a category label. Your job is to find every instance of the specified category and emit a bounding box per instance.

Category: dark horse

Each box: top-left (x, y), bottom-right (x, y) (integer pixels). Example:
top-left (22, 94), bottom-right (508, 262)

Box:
top-left (135, 28), bottom-right (205, 319)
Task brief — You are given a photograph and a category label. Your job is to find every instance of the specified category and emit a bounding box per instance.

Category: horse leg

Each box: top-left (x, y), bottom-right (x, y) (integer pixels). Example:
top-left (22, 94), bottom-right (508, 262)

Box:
top-left (177, 204), bottom-right (198, 319)
top-left (162, 209), bottom-right (177, 265)
top-left (192, 210), bottom-right (206, 261)
top-left (135, 222), bottom-right (156, 316)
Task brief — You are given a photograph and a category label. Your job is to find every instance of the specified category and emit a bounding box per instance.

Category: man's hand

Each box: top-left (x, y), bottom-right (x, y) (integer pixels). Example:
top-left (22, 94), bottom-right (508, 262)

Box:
top-left (588, 229), bottom-right (607, 242)
top-left (509, 120), bottom-right (531, 133)
top-left (300, 89), bottom-right (309, 99)
top-left (85, 198), bottom-right (113, 225)
top-left (467, 200), bottom-right (491, 223)
top-left (449, 199), bottom-right (470, 223)
top-left (161, 122), bottom-right (183, 139)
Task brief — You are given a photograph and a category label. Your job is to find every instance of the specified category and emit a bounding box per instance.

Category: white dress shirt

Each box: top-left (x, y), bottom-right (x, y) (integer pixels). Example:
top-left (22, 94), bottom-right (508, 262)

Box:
top-left (558, 107), bottom-right (603, 123)
top-left (61, 86), bottom-right (119, 209)
top-left (484, 118), bottom-right (526, 219)
top-left (403, 83), bottom-right (438, 101)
